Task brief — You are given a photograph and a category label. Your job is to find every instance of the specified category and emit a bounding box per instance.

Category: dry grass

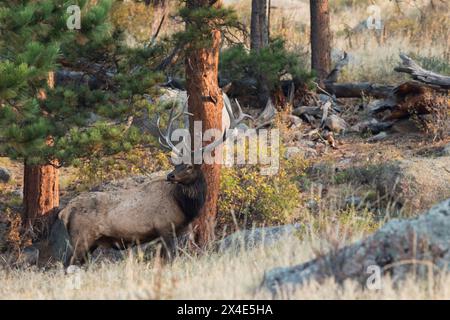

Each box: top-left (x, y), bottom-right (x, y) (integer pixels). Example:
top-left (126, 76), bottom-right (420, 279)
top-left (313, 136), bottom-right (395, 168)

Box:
top-left (1, 0), bottom-right (449, 300)
top-left (230, 0), bottom-right (450, 82)
top-left (0, 232), bottom-right (449, 299)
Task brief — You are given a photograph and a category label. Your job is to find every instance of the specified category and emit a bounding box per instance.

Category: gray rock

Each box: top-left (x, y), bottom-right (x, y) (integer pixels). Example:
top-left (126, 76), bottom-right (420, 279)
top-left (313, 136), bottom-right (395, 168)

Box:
top-left (284, 146), bottom-right (317, 160)
top-left (375, 156), bottom-right (450, 213)
top-left (345, 196), bottom-right (362, 208)
top-left (442, 143), bottom-right (450, 156)
top-left (11, 189), bottom-right (23, 199)
top-left (306, 199), bottom-right (319, 212)
top-left (324, 115), bottom-right (348, 133)
top-left (350, 119), bottom-right (393, 134)
top-left (218, 224), bottom-right (302, 252)
top-left (263, 199), bottom-right (450, 294)
top-left (0, 168), bottom-right (11, 183)
top-left (334, 156), bottom-right (450, 213)
top-left (367, 131), bottom-right (388, 142)
top-left (287, 115), bottom-right (302, 128)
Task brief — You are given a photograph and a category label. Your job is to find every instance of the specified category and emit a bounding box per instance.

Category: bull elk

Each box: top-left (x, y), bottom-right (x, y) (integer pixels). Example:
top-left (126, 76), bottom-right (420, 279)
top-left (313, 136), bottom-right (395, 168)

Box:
top-left (51, 99), bottom-right (247, 266)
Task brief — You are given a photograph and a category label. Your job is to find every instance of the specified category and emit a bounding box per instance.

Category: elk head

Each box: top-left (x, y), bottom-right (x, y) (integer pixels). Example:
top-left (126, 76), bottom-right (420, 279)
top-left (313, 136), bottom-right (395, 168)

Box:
top-left (167, 163), bottom-right (202, 185)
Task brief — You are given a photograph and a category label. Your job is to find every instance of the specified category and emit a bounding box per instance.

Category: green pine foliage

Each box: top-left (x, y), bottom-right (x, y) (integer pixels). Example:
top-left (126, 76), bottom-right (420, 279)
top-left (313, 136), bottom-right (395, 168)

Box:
top-left (0, 0), bottom-right (161, 166)
top-left (173, 1), bottom-right (243, 50)
top-left (220, 38), bottom-right (314, 91)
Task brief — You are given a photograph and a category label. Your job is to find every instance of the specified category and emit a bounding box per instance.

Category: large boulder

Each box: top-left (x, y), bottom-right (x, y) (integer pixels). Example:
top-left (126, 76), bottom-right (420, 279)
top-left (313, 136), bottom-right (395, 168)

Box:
top-left (263, 199), bottom-right (450, 294)
top-left (375, 156), bottom-right (450, 213)
top-left (217, 224), bottom-right (302, 252)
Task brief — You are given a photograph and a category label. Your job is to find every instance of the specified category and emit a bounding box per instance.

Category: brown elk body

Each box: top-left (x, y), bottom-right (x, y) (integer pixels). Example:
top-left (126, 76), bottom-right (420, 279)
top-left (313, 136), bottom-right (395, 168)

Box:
top-left (58, 164), bottom-right (206, 265)
top-left (52, 96), bottom-right (248, 266)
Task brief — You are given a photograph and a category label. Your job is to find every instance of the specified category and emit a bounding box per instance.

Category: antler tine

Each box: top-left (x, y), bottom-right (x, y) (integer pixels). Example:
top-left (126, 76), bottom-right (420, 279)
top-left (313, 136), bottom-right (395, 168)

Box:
top-left (199, 99), bottom-right (249, 155)
top-left (182, 98), bottom-right (192, 130)
top-left (234, 99), bottom-right (254, 122)
top-left (156, 100), bottom-right (186, 156)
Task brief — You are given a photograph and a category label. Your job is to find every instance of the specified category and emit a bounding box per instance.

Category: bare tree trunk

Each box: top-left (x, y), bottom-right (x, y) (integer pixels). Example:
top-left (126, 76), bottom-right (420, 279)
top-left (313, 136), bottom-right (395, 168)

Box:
top-left (251, 0), bottom-right (269, 51)
top-left (251, 0), bottom-right (270, 108)
top-left (23, 72), bottom-right (59, 231)
top-left (185, 0), bottom-right (223, 246)
top-left (310, 0), bottom-right (331, 82)
top-left (23, 162), bottom-right (59, 226)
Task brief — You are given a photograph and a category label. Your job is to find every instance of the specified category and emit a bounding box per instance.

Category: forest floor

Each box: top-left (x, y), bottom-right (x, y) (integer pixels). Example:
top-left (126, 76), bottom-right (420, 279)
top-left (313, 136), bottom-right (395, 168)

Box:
top-left (1, 111), bottom-right (449, 299)
top-left (1, 0), bottom-right (449, 301)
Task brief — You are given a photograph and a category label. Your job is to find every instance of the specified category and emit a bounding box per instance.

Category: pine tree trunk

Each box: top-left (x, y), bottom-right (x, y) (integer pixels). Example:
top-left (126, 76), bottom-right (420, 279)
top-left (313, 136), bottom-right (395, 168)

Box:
top-left (251, 0), bottom-right (269, 51)
top-left (23, 162), bottom-right (59, 227)
top-left (23, 72), bottom-right (59, 231)
top-left (251, 0), bottom-right (270, 108)
top-left (310, 0), bottom-right (331, 81)
top-left (185, 0), bottom-right (223, 246)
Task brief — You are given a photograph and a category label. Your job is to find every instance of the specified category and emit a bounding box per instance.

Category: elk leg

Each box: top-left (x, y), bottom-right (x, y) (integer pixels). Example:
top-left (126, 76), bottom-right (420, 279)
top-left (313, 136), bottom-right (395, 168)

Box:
top-left (160, 235), bottom-right (177, 262)
top-left (67, 233), bottom-right (98, 266)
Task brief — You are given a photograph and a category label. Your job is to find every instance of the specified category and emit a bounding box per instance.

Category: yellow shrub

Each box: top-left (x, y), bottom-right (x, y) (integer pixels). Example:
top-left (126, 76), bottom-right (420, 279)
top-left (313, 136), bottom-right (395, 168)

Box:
top-left (218, 155), bottom-right (308, 229)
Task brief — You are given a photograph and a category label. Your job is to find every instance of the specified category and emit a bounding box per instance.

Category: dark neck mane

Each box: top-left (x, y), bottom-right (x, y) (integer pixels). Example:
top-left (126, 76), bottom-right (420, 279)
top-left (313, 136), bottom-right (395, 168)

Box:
top-left (172, 174), bottom-right (207, 223)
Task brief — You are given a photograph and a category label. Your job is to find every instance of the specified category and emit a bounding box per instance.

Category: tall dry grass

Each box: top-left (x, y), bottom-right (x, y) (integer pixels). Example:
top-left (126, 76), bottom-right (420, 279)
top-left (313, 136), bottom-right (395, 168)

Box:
top-left (1, 207), bottom-right (448, 300)
top-left (1, 235), bottom-right (449, 299)
top-left (233, 0), bottom-right (450, 82)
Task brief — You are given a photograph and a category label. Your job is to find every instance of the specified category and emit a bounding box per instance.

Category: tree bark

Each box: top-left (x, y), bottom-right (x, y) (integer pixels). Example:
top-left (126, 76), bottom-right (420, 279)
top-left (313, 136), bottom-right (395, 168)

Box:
top-left (23, 72), bottom-right (59, 231)
top-left (185, 0), bottom-right (223, 246)
top-left (251, 0), bottom-right (270, 108)
top-left (251, 0), bottom-right (269, 51)
top-left (394, 54), bottom-right (450, 89)
top-left (23, 162), bottom-right (59, 226)
top-left (310, 0), bottom-right (331, 82)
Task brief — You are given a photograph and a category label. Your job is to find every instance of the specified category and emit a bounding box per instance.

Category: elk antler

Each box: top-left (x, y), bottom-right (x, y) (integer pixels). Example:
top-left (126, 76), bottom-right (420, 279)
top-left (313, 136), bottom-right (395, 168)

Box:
top-left (153, 96), bottom-right (251, 158)
top-left (154, 100), bottom-right (190, 156)
top-left (195, 98), bottom-right (251, 155)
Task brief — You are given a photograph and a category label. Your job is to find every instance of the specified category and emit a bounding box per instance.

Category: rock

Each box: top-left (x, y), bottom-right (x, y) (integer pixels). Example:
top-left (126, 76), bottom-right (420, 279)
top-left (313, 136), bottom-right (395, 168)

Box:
top-left (375, 156), bottom-right (450, 213)
top-left (367, 131), bottom-right (388, 142)
top-left (345, 196), bottom-right (362, 208)
top-left (284, 146), bottom-right (317, 160)
top-left (324, 115), bottom-right (348, 133)
top-left (318, 94), bottom-right (333, 104)
top-left (263, 199), bottom-right (450, 294)
top-left (0, 168), bottom-right (11, 183)
top-left (442, 143), bottom-right (450, 156)
top-left (287, 115), bottom-right (302, 128)
top-left (217, 224), bottom-right (302, 252)
top-left (350, 119), bottom-right (393, 134)
top-left (306, 199), bottom-right (319, 212)
top-left (11, 189), bottom-right (23, 199)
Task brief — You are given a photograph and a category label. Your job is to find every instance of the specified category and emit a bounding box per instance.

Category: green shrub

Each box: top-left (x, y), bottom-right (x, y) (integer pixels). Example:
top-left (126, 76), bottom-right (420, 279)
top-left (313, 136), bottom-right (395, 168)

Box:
top-left (218, 154), bottom-right (308, 229)
top-left (219, 38), bottom-right (314, 92)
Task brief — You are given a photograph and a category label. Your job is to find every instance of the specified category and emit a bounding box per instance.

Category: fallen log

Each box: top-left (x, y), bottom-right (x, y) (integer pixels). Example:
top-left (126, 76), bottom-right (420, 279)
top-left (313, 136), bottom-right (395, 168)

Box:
top-left (326, 82), bottom-right (394, 99)
top-left (324, 53), bottom-right (449, 98)
top-left (395, 54), bottom-right (450, 90)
